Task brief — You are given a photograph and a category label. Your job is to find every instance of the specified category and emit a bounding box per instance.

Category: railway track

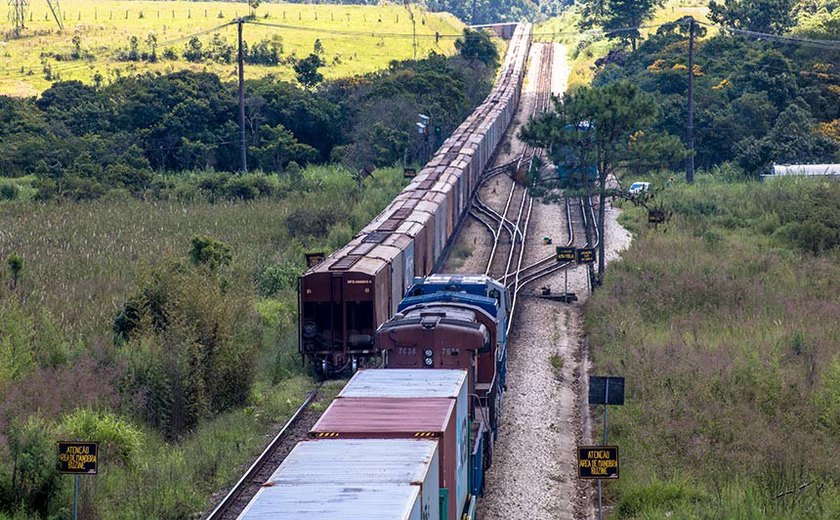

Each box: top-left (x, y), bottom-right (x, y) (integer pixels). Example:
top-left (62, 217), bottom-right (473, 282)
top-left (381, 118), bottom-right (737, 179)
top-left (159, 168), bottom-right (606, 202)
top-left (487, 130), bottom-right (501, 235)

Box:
top-left (204, 386), bottom-right (323, 520)
top-left (467, 43), bottom-right (556, 332)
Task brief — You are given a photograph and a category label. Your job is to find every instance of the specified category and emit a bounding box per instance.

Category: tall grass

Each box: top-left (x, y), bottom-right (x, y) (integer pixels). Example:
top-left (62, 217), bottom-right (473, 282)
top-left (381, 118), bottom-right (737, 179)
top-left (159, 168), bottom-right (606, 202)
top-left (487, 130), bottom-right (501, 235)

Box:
top-left (586, 177), bottom-right (840, 518)
top-left (0, 165), bottom-right (405, 517)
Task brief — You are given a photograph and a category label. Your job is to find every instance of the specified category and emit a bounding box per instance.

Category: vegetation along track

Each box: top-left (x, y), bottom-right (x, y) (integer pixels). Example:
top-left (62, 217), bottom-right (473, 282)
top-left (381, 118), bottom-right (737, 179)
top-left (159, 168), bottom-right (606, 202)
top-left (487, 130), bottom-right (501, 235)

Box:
top-left (205, 385), bottom-right (323, 520)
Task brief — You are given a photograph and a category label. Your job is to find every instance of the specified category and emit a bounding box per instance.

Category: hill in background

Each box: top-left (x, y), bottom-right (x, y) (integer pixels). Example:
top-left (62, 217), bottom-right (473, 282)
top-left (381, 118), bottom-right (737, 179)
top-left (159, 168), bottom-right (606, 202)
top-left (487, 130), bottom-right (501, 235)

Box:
top-left (0, 1), bottom-right (463, 96)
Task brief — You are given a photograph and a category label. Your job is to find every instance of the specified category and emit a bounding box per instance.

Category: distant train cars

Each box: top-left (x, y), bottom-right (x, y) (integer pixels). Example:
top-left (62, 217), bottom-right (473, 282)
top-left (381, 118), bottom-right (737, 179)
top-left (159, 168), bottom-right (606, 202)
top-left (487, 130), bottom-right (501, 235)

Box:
top-left (299, 23), bottom-right (532, 375)
top-left (237, 369), bottom-right (485, 520)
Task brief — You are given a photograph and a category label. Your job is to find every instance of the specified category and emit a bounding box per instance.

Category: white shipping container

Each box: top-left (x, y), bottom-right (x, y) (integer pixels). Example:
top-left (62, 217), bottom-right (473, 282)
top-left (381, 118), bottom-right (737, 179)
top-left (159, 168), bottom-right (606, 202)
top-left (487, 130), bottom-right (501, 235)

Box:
top-left (238, 484), bottom-right (423, 520)
top-left (261, 439), bottom-right (440, 520)
top-left (339, 369), bottom-right (470, 515)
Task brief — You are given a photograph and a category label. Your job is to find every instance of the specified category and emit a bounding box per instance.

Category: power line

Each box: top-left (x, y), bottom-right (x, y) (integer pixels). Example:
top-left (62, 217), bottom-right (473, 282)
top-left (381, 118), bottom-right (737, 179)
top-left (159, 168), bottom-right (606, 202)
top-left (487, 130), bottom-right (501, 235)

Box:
top-left (245, 19), bottom-right (465, 39)
top-left (696, 21), bottom-right (840, 50)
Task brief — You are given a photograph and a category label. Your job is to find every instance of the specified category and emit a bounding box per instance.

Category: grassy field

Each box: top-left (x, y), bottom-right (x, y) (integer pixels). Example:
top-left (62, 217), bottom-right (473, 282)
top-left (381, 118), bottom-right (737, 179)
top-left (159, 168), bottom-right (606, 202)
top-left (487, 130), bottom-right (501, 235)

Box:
top-left (0, 1), bottom-right (464, 96)
top-left (535, 0), bottom-right (711, 90)
top-left (587, 176), bottom-right (840, 518)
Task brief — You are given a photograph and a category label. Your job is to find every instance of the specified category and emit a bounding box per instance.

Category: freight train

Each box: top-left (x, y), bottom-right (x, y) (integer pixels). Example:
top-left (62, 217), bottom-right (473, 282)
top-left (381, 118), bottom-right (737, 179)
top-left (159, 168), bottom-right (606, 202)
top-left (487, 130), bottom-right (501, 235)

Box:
top-left (239, 24), bottom-right (534, 519)
top-left (239, 369), bottom-right (479, 520)
top-left (299, 23), bottom-right (532, 376)
top-left (238, 271), bottom-right (510, 519)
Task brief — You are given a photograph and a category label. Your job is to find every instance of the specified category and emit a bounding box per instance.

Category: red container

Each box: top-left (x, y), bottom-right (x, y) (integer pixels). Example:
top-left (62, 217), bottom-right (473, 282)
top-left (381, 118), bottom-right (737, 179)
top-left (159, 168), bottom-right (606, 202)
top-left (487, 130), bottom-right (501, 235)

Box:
top-left (310, 397), bottom-right (463, 520)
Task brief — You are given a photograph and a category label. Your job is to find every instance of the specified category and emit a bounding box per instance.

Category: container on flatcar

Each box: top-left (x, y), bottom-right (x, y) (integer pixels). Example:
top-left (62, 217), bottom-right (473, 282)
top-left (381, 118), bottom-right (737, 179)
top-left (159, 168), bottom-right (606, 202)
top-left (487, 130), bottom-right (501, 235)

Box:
top-left (262, 439), bottom-right (440, 520)
top-left (310, 397), bottom-right (467, 520)
top-left (339, 369), bottom-right (475, 503)
top-left (340, 370), bottom-right (468, 430)
top-left (237, 484), bottom-right (424, 520)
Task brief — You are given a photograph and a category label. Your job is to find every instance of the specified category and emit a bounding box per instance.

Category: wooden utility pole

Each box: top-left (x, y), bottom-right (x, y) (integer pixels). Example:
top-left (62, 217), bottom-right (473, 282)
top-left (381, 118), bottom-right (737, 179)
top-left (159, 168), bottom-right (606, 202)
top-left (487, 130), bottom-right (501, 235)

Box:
top-left (237, 19), bottom-right (247, 173)
top-left (686, 17), bottom-right (695, 184)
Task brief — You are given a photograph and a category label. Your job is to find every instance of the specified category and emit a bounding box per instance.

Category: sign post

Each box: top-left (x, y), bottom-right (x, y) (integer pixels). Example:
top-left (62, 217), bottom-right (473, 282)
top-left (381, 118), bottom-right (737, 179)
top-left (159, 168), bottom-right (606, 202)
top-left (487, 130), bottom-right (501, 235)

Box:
top-left (58, 441), bottom-right (98, 520)
top-left (586, 376), bottom-right (625, 520)
top-left (555, 247), bottom-right (576, 301)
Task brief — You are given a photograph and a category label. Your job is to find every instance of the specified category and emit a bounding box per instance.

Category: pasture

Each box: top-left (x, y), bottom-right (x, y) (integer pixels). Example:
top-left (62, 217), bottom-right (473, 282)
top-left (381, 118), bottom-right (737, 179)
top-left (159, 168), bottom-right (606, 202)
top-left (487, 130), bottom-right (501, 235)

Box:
top-left (0, 1), bottom-right (464, 96)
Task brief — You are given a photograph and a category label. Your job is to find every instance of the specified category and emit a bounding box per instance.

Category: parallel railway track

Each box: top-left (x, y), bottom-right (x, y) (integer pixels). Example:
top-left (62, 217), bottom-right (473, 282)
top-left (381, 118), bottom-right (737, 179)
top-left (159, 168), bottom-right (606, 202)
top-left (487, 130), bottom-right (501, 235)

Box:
top-left (205, 386), bottom-right (323, 520)
top-left (466, 43), bottom-right (564, 331)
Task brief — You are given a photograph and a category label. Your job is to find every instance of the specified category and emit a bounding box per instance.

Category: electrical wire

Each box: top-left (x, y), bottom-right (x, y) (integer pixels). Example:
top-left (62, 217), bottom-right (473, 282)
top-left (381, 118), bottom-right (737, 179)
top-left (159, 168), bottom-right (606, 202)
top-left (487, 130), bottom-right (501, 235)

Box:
top-left (244, 19), bottom-right (465, 39)
top-left (697, 21), bottom-right (840, 50)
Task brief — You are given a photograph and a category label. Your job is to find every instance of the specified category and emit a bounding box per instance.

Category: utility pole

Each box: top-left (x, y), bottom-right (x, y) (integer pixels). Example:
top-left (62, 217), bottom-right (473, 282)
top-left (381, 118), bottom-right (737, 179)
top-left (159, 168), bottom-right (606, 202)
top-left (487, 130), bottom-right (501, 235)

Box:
top-left (237, 18), bottom-right (248, 173)
top-left (403, 1), bottom-right (417, 63)
top-left (686, 16), bottom-right (695, 184)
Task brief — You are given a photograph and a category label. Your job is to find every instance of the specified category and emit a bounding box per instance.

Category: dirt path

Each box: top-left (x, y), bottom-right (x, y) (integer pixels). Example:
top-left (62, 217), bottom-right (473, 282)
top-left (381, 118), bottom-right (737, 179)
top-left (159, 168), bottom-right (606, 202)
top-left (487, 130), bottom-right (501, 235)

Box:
top-left (444, 43), bottom-right (633, 520)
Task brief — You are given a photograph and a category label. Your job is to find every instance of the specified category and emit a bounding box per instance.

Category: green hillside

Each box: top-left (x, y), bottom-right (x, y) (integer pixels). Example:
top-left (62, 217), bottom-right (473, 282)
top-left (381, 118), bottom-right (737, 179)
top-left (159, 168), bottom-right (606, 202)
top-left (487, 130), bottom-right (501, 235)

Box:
top-left (0, 1), bottom-right (464, 96)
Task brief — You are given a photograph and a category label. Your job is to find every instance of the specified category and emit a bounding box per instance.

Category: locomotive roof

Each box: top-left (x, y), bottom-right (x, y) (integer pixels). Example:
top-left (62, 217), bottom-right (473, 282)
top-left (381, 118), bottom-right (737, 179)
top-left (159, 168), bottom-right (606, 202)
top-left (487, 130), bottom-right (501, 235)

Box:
top-left (238, 484), bottom-right (421, 520)
top-left (419, 274), bottom-right (506, 290)
top-left (339, 369), bottom-right (467, 399)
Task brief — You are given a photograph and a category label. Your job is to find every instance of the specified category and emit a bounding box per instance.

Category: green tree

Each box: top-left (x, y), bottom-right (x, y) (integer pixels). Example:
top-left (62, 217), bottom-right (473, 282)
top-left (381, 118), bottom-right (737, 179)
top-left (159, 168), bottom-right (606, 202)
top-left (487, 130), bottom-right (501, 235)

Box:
top-left (7, 251), bottom-right (23, 289)
top-left (521, 81), bottom-right (684, 280)
top-left (708, 0), bottom-right (797, 34)
top-left (189, 235), bottom-right (232, 269)
top-left (454, 28), bottom-right (499, 67)
top-left (71, 33), bottom-right (83, 59)
top-left (183, 36), bottom-right (203, 62)
top-left (580, 0), bottom-right (664, 50)
top-left (293, 53), bottom-right (325, 89)
top-left (146, 31), bottom-right (158, 62)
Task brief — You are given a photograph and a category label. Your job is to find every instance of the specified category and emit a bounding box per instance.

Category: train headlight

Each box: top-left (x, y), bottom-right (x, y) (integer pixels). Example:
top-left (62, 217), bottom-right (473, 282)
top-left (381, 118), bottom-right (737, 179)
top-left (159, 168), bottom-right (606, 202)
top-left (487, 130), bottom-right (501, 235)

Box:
top-left (424, 356), bottom-right (434, 367)
top-left (302, 322), bottom-right (318, 339)
top-left (424, 349), bottom-right (433, 357)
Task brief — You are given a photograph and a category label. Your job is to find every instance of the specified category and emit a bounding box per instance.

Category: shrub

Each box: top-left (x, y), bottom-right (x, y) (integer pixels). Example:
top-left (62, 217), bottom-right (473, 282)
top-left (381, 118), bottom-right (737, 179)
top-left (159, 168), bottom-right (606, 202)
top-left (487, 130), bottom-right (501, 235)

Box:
top-left (59, 409), bottom-right (145, 467)
top-left (817, 357), bottom-right (840, 432)
top-left (6, 415), bottom-right (59, 516)
top-left (224, 177), bottom-right (259, 200)
top-left (285, 204), bottom-right (344, 239)
top-left (189, 235), bottom-right (232, 269)
top-left (617, 479), bottom-right (705, 517)
top-left (255, 262), bottom-right (302, 297)
top-left (0, 183), bottom-right (18, 200)
top-left (117, 260), bottom-right (257, 438)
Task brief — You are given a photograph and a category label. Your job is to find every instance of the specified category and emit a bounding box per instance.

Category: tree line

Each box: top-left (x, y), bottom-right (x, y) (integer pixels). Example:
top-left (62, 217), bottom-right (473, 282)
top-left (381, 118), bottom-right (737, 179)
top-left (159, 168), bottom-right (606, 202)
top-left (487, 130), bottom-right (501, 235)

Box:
top-left (0, 29), bottom-right (499, 201)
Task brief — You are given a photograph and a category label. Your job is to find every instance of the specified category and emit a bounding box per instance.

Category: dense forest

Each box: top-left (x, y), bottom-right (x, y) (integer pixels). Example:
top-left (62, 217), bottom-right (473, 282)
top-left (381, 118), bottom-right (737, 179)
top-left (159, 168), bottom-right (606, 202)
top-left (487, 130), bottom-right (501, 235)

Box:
top-left (0, 30), bottom-right (497, 202)
top-left (592, 20), bottom-right (840, 175)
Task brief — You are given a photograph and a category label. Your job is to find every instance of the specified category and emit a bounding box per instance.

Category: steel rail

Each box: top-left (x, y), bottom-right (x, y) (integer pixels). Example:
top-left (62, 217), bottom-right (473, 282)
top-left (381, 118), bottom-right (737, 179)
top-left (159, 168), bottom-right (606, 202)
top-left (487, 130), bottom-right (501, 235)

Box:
top-left (513, 196), bottom-right (577, 290)
top-left (484, 177), bottom-right (520, 275)
top-left (205, 385), bottom-right (321, 520)
top-left (503, 43), bottom-right (555, 328)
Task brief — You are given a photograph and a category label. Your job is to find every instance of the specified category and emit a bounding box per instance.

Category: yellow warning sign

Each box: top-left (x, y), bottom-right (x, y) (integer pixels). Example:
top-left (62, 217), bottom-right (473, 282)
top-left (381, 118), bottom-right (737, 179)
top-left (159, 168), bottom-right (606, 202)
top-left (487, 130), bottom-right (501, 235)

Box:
top-left (57, 442), bottom-right (98, 474)
top-left (578, 446), bottom-right (618, 479)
